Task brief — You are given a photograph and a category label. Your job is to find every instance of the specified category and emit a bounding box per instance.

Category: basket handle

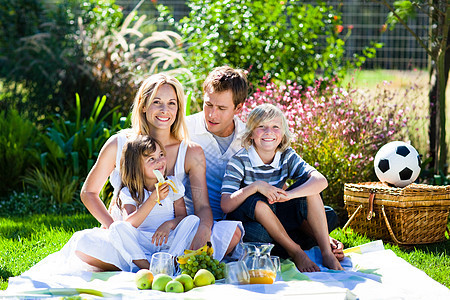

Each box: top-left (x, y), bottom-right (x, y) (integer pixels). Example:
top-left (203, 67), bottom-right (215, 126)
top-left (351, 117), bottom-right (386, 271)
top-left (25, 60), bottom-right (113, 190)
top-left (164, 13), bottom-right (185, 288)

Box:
top-left (343, 204), bottom-right (363, 232)
top-left (367, 190), bottom-right (376, 220)
top-left (380, 205), bottom-right (406, 245)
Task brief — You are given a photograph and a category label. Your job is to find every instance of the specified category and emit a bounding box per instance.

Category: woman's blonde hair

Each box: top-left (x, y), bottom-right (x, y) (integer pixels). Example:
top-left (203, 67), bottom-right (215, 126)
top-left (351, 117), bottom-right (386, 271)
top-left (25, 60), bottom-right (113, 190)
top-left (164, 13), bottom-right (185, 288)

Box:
top-left (241, 104), bottom-right (292, 152)
top-left (131, 73), bottom-right (188, 141)
top-left (117, 135), bottom-right (166, 208)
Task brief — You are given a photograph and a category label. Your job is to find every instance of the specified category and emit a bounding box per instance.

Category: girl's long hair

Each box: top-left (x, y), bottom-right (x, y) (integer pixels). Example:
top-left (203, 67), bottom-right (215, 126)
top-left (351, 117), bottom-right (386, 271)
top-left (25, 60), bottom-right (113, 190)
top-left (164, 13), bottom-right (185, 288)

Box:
top-left (116, 135), bottom-right (166, 209)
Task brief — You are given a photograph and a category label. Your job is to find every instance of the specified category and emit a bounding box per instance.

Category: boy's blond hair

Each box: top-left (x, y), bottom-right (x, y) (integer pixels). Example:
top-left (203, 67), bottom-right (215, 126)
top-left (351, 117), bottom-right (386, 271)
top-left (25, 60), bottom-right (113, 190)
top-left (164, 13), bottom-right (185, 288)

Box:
top-left (131, 73), bottom-right (188, 141)
top-left (241, 104), bottom-right (292, 151)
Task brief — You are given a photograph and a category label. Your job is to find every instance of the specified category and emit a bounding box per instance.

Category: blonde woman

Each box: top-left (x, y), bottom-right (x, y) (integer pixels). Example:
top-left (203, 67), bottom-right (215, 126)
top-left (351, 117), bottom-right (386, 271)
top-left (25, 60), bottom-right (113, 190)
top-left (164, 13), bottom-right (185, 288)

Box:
top-left (80, 73), bottom-right (239, 264)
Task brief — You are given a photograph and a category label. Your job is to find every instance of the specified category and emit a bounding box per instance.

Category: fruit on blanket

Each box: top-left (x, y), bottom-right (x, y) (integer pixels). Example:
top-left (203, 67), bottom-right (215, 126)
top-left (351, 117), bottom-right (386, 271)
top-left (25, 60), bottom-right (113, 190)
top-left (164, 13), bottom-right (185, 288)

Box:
top-left (152, 274), bottom-right (172, 291)
top-left (193, 269), bottom-right (215, 287)
top-left (165, 279), bottom-right (184, 293)
top-left (175, 274), bottom-right (194, 292)
top-left (134, 269), bottom-right (153, 290)
top-left (177, 243), bottom-right (225, 279)
top-left (153, 169), bottom-right (178, 205)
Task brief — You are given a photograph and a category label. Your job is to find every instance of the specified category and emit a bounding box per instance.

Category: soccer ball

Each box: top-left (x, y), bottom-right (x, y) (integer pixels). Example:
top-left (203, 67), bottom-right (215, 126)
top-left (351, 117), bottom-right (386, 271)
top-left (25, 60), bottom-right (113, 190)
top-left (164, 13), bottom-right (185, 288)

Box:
top-left (374, 141), bottom-right (421, 188)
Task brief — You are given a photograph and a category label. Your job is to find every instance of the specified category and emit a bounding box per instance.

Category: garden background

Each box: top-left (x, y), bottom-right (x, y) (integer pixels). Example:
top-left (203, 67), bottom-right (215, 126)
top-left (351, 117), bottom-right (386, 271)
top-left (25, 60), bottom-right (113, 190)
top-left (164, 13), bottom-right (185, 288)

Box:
top-left (0, 0), bottom-right (449, 290)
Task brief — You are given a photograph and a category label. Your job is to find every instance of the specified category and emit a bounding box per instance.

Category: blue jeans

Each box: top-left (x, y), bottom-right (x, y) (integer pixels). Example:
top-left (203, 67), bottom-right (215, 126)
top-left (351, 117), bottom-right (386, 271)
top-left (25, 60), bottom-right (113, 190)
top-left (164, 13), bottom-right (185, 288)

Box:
top-left (226, 180), bottom-right (338, 258)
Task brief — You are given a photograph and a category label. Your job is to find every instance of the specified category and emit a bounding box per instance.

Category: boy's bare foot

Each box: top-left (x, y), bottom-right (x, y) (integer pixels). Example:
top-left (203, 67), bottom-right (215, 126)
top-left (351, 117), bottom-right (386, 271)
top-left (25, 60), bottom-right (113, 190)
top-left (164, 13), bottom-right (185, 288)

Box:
top-left (330, 237), bottom-right (344, 261)
top-left (322, 251), bottom-right (344, 270)
top-left (292, 251), bottom-right (321, 272)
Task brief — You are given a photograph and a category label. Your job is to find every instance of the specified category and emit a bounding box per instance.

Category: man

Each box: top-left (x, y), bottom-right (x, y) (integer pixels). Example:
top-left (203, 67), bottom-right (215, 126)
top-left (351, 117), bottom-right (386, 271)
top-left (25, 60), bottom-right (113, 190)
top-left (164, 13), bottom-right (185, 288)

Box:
top-left (184, 66), bottom-right (343, 260)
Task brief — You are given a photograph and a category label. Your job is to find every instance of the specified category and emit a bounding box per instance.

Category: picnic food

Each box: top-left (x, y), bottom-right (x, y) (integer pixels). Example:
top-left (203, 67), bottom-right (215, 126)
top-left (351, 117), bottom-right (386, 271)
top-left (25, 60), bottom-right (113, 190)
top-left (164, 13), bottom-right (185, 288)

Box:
top-left (165, 279), bottom-right (184, 293)
top-left (177, 242), bottom-right (225, 280)
top-left (248, 269), bottom-right (276, 284)
top-left (153, 169), bottom-right (178, 205)
top-left (175, 274), bottom-right (194, 292)
top-left (151, 274), bottom-right (172, 291)
top-left (193, 269), bottom-right (215, 287)
top-left (134, 269), bottom-right (153, 290)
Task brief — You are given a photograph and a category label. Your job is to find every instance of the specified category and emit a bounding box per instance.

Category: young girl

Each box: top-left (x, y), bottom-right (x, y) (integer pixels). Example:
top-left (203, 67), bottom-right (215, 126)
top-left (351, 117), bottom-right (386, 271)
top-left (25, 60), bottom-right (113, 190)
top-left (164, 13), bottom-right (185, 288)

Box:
top-left (75, 135), bottom-right (200, 271)
top-left (221, 104), bottom-right (343, 272)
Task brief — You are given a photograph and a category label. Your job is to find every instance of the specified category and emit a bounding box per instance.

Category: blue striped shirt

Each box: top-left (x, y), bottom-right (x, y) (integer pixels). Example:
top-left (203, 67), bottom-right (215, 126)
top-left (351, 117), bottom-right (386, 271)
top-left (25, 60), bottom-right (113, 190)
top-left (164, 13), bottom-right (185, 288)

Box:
top-left (221, 146), bottom-right (316, 195)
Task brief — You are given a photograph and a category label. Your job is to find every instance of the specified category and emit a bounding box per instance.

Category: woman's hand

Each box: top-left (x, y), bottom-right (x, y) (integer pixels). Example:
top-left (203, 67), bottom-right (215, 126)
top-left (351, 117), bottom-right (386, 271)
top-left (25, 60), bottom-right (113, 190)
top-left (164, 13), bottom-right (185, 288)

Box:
top-left (152, 221), bottom-right (173, 246)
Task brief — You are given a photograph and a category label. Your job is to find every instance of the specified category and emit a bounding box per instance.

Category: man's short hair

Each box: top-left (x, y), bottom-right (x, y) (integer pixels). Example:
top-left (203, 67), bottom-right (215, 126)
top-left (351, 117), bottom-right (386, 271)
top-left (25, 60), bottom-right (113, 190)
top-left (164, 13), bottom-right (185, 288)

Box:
top-left (203, 66), bottom-right (248, 107)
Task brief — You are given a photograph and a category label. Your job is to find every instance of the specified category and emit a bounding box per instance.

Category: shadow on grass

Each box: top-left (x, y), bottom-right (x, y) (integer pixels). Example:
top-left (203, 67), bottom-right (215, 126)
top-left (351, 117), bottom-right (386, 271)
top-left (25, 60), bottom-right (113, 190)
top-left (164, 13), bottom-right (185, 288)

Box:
top-left (0, 214), bottom-right (99, 240)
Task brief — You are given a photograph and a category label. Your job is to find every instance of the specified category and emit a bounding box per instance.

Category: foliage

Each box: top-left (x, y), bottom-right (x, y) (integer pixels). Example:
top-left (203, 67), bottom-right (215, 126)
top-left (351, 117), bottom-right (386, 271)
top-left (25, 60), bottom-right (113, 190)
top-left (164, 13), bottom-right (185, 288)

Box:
top-left (159, 0), bottom-right (380, 105)
top-left (0, 189), bottom-right (86, 217)
top-left (239, 78), bottom-right (411, 217)
top-left (1, 0), bottom-right (189, 118)
top-left (22, 94), bottom-right (130, 204)
top-left (0, 109), bottom-right (39, 193)
top-left (76, 0), bottom-right (192, 114)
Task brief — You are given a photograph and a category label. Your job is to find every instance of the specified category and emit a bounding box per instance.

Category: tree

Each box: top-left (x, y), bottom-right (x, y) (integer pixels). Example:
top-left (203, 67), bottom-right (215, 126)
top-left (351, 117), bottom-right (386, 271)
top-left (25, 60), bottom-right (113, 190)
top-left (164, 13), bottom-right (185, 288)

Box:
top-left (371, 0), bottom-right (449, 175)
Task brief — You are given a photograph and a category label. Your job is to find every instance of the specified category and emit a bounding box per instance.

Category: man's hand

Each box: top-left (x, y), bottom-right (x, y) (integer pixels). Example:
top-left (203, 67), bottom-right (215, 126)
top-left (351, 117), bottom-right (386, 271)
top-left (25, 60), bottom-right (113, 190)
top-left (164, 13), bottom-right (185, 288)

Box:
top-left (189, 225), bottom-right (212, 250)
top-left (330, 237), bottom-right (344, 261)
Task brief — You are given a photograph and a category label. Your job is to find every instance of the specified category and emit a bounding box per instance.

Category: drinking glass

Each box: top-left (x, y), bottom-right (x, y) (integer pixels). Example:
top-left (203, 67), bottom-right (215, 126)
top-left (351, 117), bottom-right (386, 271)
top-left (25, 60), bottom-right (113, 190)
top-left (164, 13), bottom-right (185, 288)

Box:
top-left (150, 252), bottom-right (174, 276)
top-left (225, 261), bottom-right (250, 285)
top-left (270, 256), bottom-right (281, 281)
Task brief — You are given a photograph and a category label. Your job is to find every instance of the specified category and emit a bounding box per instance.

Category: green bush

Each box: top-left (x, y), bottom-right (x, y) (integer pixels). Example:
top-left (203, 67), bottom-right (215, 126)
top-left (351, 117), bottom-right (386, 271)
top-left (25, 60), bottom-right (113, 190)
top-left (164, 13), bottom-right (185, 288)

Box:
top-left (22, 94), bottom-right (130, 204)
top-left (1, 0), bottom-right (188, 119)
top-left (159, 0), bottom-right (377, 105)
top-left (0, 109), bottom-right (39, 193)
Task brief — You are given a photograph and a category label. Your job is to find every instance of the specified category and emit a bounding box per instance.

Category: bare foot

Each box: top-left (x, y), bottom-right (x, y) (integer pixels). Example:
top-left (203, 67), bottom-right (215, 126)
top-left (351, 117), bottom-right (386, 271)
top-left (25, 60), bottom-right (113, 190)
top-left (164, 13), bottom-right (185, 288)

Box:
top-left (330, 237), bottom-right (345, 262)
top-left (322, 251), bottom-right (344, 270)
top-left (292, 251), bottom-right (321, 272)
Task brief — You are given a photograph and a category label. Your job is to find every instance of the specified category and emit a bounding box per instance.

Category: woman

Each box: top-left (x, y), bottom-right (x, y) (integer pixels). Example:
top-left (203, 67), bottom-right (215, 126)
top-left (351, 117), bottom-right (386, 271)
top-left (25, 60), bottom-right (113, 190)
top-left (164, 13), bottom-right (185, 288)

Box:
top-left (80, 74), bottom-right (241, 268)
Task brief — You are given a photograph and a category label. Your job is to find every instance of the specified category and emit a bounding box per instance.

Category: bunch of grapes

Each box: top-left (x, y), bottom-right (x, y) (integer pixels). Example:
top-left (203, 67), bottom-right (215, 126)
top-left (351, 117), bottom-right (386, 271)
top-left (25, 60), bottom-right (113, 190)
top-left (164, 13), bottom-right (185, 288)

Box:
top-left (178, 251), bottom-right (226, 279)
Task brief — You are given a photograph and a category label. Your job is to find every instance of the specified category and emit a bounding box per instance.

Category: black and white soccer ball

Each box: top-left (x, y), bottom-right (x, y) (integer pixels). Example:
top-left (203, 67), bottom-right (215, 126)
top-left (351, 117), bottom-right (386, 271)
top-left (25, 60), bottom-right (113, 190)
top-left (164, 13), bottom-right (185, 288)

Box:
top-left (374, 141), bottom-right (421, 188)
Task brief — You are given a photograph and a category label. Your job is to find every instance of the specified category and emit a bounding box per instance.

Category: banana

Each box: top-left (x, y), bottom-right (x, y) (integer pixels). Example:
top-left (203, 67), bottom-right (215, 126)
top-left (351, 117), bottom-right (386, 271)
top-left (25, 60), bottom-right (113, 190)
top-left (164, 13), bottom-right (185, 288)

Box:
top-left (153, 169), bottom-right (178, 206)
top-left (177, 242), bottom-right (212, 264)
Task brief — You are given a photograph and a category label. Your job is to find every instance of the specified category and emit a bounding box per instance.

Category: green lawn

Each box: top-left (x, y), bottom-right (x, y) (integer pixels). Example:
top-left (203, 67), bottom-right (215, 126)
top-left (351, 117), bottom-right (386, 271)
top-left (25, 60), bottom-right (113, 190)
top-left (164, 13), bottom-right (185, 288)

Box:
top-left (1, 214), bottom-right (449, 290)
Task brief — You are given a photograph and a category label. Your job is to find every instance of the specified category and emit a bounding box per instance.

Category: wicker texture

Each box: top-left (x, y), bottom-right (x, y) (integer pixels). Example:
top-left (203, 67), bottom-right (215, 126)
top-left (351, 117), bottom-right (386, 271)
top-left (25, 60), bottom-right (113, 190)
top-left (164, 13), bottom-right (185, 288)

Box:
top-left (344, 182), bottom-right (450, 245)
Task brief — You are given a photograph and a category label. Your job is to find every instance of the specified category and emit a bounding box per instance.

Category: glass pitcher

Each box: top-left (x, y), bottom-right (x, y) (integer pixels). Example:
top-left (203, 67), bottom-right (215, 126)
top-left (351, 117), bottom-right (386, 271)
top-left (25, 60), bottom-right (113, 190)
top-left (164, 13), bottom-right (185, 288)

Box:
top-left (240, 242), bottom-right (276, 284)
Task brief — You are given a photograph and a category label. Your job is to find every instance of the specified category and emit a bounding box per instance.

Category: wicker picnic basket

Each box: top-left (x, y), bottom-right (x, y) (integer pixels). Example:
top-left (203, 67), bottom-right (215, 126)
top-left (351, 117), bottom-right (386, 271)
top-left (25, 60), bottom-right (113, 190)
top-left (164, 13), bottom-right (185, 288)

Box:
top-left (343, 182), bottom-right (450, 245)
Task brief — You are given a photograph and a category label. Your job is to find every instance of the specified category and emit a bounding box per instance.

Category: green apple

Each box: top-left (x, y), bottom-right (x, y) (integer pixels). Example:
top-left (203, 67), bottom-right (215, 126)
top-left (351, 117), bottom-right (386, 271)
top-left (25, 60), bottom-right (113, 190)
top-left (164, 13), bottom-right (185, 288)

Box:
top-left (175, 274), bottom-right (194, 292)
top-left (151, 274), bottom-right (172, 291)
top-left (134, 269), bottom-right (153, 290)
top-left (193, 269), bottom-right (215, 287)
top-left (165, 279), bottom-right (184, 293)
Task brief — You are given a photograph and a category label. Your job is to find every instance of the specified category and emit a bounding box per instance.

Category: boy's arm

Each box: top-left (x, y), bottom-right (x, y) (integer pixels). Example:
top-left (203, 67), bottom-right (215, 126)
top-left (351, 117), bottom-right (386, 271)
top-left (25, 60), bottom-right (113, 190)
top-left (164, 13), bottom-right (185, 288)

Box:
top-left (221, 184), bottom-right (258, 213)
top-left (282, 170), bottom-right (328, 201)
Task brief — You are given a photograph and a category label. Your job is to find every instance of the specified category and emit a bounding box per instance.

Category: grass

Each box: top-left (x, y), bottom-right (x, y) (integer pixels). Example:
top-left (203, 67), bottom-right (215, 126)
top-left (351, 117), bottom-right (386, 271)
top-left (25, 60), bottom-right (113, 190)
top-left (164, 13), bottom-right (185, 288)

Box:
top-left (0, 214), bottom-right (449, 290)
top-left (0, 214), bottom-right (99, 290)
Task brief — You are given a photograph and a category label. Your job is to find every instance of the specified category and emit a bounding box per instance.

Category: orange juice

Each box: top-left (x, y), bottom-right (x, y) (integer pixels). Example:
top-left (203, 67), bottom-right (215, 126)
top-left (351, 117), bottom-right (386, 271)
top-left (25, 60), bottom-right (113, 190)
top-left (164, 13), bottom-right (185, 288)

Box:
top-left (248, 269), bottom-right (276, 284)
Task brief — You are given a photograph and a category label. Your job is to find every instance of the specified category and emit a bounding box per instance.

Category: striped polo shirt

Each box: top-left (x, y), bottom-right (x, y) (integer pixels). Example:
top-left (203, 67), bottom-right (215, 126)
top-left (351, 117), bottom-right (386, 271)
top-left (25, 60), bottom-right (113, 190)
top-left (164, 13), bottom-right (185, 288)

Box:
top-left (221, 146), bottom-right (316, 195)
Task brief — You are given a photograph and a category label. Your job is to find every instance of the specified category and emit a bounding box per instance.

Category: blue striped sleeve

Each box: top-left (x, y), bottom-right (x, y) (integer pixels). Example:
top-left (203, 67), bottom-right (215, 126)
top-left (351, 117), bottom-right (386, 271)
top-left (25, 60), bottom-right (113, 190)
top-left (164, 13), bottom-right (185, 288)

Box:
top-left (286, 148), bottom-right (316, 184)
top-left (221, 154), bottom-right (245, 195)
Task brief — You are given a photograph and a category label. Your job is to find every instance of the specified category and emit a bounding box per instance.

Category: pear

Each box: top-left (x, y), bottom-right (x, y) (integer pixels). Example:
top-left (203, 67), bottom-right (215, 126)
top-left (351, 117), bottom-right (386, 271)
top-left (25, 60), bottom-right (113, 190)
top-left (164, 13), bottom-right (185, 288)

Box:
top-left (175, 274), bottom-right (194, 291)
top-left (151, 274), bottom-right (172, 291)
top-left (134, 269), bottom-right (153, 290)
top-left (193, 269), bottom-right (215, 287)
top-left (165, 279), bottom-right (184, 293)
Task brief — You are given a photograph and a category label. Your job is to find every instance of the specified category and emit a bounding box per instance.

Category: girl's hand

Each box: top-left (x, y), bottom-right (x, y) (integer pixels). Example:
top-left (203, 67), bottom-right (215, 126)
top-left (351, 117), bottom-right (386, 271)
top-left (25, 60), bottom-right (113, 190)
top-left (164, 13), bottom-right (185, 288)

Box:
top-left (152, 221), bottom-right (172, 246)
top-left (255, 181), bottom-right (287, 204)
top-left (150, 183), bottom-right (170, 204)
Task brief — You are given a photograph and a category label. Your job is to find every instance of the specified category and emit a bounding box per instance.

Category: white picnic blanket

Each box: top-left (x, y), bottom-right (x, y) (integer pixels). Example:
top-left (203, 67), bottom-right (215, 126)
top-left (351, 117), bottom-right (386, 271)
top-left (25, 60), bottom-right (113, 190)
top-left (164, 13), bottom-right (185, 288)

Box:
top-left (2, 241), bottom-right (449, 299)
